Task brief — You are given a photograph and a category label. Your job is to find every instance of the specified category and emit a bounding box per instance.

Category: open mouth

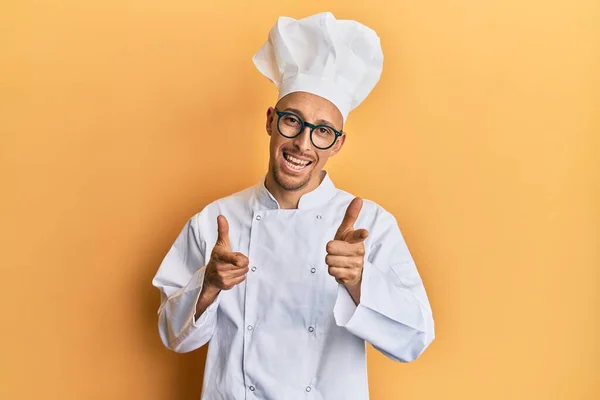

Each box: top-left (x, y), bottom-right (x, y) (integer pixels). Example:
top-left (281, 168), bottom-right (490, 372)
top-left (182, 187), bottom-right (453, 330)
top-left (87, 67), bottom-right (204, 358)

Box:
top-left (282, 151), bottom-right (313, 172)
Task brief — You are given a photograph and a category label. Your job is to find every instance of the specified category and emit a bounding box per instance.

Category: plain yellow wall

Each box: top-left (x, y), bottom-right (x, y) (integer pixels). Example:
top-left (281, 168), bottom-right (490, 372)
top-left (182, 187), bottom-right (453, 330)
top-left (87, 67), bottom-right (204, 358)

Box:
top-left (1, 0), bottom-right (598, 399)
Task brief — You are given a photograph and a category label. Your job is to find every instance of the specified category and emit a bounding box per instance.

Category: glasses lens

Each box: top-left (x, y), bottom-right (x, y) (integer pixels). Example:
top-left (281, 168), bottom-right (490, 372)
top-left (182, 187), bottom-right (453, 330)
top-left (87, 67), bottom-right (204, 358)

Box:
top-left (278, 113), bottom-right (303, 138)
top-left (312, 125), bottom-right (337, 149)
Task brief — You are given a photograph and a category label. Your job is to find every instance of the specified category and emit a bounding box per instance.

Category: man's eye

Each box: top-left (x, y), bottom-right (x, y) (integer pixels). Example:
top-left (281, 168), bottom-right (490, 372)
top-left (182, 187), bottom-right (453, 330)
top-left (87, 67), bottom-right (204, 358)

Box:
top-left (285, 116), bottom-right (300, 124)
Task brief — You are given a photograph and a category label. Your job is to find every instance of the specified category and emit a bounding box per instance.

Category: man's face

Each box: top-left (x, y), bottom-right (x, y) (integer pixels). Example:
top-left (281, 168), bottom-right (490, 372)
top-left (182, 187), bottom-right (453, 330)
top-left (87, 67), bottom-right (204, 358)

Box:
top-left (265, 91), bottom-right (345, 192)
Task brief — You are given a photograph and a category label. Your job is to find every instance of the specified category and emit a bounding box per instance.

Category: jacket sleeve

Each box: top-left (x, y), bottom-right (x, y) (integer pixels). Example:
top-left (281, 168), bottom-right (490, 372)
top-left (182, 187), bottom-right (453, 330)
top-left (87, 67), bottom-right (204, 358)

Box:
top-left (333, 207), bottom-right (435, 362)
top-left (151, 214), bottom-right (220, 353)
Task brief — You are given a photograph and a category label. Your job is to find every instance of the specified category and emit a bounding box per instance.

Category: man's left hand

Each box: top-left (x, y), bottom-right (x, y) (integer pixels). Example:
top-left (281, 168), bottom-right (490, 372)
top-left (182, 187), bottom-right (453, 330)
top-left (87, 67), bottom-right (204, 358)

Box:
top-left (326, 198), bottom-right (369, 298)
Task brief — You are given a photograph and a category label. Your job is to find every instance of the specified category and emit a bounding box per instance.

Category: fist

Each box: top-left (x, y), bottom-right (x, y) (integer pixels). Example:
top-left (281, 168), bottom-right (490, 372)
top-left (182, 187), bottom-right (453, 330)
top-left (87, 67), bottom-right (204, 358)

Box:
top-left (326, 197), bottom-right (369, 287)
top-left (204, 215), bottom-right (249, 291)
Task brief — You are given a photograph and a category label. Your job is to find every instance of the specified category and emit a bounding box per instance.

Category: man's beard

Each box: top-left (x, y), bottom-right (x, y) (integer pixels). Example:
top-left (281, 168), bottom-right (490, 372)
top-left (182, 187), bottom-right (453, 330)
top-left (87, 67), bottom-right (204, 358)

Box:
top-left (272, 164), bottom-right (311, 192)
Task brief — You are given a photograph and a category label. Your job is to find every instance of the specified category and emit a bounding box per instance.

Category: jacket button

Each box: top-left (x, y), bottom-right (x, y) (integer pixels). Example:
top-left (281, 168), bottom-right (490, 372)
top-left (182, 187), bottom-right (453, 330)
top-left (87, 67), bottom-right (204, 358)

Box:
top-left (251, 266), bottom-right (257, 272)
top-left (249, 386), bottom-right (255, 391)
top-left (306, 386), bottom-right (312, 392)
top-left (310, 268), bottom-right (316, 273)
top-left (247, 325), bottom-right (253, 331)
top-left (308, 326), bottom-right (314, 332)
top-left (255, 215), bottom-right (261, 221)
top-left (316, 215), bottom-right (322, 219)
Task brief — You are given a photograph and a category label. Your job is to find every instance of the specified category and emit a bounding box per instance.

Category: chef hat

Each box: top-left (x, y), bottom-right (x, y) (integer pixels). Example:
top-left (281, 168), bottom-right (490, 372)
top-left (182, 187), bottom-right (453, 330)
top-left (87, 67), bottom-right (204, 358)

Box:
top-left (252, 12), bottom-right (384, 123)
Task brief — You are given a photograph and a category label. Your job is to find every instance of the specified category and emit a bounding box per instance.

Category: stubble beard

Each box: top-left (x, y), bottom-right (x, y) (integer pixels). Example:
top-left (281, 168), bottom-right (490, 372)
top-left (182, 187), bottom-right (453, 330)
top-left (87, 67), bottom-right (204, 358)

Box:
top-left (272, 163), bottom-right (312, 192)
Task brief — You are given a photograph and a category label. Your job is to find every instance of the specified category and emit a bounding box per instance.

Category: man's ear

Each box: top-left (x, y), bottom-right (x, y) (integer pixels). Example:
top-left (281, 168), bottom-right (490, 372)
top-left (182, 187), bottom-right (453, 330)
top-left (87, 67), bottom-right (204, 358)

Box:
top-left (266, 107), bottom-right (275, 136)
top-left (329, 133), bottom-right (346, 157)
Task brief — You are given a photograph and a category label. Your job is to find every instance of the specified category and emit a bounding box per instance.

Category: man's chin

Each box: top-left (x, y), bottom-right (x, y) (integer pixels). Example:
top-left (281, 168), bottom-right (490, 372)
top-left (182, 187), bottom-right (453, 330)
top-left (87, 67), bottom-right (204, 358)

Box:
top-left (273, 168), bottom-right (311, 192)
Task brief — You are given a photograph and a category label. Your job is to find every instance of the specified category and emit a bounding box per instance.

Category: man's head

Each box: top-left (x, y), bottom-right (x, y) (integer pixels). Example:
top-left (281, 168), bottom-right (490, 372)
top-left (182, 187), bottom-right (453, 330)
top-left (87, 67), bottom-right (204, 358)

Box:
top-left (265, 91), bottom-right (345, 192)
top-left (254, 12), bottom-right (383, 196)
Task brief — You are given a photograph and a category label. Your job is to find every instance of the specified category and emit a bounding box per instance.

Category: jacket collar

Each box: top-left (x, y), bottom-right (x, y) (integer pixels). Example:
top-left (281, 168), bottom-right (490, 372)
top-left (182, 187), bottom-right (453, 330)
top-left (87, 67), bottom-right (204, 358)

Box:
top-left (255, 170), bottom-right (337, 210)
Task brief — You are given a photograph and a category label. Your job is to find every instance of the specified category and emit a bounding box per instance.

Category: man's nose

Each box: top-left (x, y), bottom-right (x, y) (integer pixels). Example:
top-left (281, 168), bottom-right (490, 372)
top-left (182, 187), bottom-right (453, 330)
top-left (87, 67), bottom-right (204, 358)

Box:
top-left (292, 126), bottom-right (312, 152)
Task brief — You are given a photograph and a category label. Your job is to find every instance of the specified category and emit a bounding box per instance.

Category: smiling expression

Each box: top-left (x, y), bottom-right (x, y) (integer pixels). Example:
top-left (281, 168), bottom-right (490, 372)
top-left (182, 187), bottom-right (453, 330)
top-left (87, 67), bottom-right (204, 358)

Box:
top-left (265, 91), bottom-right (346, 192)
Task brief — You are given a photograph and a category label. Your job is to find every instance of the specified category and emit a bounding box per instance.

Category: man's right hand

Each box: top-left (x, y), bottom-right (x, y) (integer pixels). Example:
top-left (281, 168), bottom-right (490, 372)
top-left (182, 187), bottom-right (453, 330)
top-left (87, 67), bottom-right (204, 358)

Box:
top-left (203, 215), bottom-right (249, 292)
top-left (196, 215), bottom-right (248, 319)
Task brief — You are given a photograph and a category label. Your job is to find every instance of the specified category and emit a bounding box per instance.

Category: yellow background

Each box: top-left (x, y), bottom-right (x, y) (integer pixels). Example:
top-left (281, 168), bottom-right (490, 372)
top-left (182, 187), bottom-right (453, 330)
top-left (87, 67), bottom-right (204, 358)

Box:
top-left (1, 0), bottom-right (598, 399)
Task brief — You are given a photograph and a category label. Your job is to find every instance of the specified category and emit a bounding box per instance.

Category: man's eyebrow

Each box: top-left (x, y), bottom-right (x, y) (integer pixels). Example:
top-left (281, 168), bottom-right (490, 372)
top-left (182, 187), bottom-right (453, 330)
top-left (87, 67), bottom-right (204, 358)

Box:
top-left (283, 107), bottom-right (338, 129)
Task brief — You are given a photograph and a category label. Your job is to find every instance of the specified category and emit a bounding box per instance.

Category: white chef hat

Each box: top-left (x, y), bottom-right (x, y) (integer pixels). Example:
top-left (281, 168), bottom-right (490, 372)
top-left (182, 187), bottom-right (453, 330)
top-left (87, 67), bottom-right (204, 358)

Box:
top-left (252, 12), bottom-right (384, 123)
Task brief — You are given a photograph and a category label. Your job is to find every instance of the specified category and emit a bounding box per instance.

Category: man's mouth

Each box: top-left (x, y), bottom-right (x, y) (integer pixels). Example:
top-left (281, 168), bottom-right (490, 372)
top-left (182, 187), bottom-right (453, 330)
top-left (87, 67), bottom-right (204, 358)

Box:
top-left (282, 151), bottom-right (312, 172)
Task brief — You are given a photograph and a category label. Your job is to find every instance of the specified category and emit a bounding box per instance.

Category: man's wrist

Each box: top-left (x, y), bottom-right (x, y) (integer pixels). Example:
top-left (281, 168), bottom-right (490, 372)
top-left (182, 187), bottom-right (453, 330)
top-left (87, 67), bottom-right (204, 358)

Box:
top-left (195, 282), bottom-right (221, 320)
top-left (344, 280), bottom-right (362, 305)
top-left (200, 281), bottom-right (220, 300)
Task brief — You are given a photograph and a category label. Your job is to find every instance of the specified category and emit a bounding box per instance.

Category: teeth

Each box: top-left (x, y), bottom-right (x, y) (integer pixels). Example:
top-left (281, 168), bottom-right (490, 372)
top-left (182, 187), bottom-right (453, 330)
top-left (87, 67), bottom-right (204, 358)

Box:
top-left (284, 153), bottom-right (310, 166)
top-left (285, 159), bottom-right (305, 170)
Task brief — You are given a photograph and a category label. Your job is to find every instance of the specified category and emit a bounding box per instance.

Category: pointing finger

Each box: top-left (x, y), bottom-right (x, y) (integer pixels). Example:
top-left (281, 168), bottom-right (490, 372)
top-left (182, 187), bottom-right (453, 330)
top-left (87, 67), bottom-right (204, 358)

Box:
top-left (345, 229), bottom-right (369, 244)
top-left (214, 249), bottom-right (239, 265)
top-left (232, 252), bottom-right (249, 268)
top-left (326, 240), bottom-right (366, 256)
top-left (214, 250), bottom-right (248, 269)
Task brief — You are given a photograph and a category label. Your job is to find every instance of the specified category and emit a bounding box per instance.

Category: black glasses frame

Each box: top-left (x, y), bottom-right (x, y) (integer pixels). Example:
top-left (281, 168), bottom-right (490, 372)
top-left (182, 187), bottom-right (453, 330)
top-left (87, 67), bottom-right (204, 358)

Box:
top-left (274, 109), bottom-right (343, 150)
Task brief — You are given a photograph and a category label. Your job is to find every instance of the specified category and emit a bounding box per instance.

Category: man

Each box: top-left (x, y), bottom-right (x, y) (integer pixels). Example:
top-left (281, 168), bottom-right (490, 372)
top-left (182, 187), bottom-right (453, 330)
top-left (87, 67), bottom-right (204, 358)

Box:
top-left (152, 12), bottom-right (434, 399)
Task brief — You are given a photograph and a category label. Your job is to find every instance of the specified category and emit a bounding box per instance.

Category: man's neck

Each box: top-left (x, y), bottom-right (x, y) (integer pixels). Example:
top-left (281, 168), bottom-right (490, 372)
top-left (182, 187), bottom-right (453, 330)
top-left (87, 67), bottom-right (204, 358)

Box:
top-left (264, 171), bottom-right (325, 209)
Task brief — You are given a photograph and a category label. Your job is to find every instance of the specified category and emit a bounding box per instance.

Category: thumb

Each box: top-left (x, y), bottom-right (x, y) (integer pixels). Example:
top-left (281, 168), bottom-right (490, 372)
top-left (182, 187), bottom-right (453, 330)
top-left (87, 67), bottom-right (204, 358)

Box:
top-left (335, 197), bottom-right (363, 241)
top-left (216, 215), bottom-right (231, 250)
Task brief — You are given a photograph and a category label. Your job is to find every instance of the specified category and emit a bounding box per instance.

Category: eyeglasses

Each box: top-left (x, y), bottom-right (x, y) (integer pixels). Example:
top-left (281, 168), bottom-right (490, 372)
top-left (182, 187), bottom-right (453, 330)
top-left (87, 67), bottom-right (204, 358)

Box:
top-left (275, 109), bottom-right (343, 150)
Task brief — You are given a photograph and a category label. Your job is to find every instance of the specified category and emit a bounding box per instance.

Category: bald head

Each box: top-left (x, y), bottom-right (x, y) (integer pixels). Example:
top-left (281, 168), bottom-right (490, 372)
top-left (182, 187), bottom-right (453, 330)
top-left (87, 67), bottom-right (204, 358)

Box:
top-left (275, 91), bottom-right (343, 132)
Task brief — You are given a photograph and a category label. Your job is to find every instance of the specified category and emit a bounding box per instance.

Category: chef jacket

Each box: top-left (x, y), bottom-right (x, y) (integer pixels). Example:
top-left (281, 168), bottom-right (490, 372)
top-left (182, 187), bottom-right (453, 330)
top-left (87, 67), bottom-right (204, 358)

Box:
top-left (152, 172), bottom-right (434, 399)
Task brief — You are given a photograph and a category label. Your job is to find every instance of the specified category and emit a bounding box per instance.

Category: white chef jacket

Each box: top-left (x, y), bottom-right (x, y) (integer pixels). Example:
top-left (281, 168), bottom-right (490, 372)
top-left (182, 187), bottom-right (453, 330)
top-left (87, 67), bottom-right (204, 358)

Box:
top-left (152, 172), bottom-right (434, 400)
